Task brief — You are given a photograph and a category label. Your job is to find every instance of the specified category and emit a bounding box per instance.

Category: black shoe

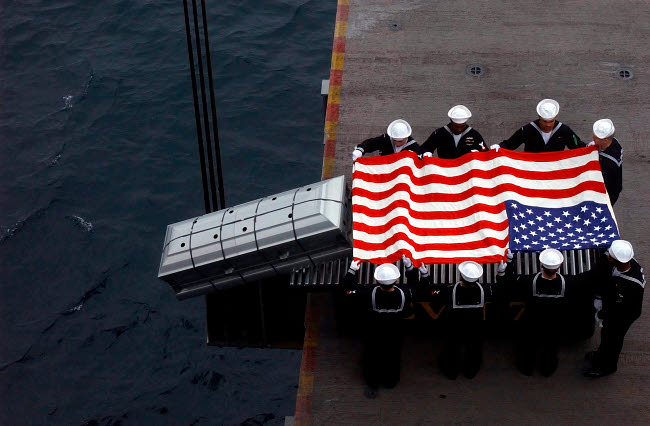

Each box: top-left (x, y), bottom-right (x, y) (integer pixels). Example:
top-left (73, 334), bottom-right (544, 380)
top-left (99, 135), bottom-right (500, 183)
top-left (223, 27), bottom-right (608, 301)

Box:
top-left (439, 360), bottom-right (458, 380)
top-left (516, 361), bottom-right (534, 377)
top-left (585, 351), bottom-right (597, 363)
top-left (584, 367), bottom-right (616, 378)
top-left (463, 366), bottom-right (480, 379)
top-left (441, 368), bottom-right (458, 380)
top-left (540, 359), bottom-right (558, 378)
top-left (540, 365), bottom-right (557, 378)
top-left (364, 386), bottom-right (378, 399)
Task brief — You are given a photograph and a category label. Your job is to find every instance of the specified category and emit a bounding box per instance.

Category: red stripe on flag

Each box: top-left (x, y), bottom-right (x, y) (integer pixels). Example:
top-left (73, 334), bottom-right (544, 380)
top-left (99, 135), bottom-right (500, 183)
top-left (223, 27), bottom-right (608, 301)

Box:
top-left (355, 146), bottom-right (598, 166)
top-left (353, 162), bottom-right (602, 185)
top-left (353, 200), bottom-right (506, 219)
top-left (361, 252), bottom-right (507, 266)
top-left (353, 181), bottom-right (606, 203)
top-left (354, 217), bottom-right (509, 236)
top-left (353, 233), bottom-right (510, 252)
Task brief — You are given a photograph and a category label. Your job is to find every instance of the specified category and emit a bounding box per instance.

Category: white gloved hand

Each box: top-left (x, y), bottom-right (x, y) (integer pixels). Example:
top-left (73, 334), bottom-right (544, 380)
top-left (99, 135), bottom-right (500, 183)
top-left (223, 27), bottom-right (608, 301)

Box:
top-left (419, 264), bottom-right (430, 277)
top-left (497, 260), bottom-right (507, 275)
top-left (490, 144), bottom-right (500, 152)
top-left (401, 254), bottom-right (413, 270)
top-left (422, 152), bottom-right (433, 158)
top-left (471, 149), bottom-right (478, 152)
top-left (352, 148), bottom-right (363, 162)
top-left (587, 141), bottom-right (596, 147)
top-left (594, 296), bottom-right (603, 311)
top-left (348, 259), bottom-right (361, 273)
top-left (506, 248), bottom-right (514, 262)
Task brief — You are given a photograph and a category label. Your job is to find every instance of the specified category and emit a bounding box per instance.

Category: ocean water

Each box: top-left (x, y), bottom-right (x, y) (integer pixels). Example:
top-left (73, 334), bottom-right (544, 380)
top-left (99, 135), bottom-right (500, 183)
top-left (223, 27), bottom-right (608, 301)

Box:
top-left (0, 0), bottom-right (336, 424)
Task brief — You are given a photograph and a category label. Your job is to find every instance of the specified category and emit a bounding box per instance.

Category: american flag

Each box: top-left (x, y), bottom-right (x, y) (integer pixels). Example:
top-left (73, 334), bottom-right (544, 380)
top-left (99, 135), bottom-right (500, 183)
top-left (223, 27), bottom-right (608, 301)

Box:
top-left (352, 147), bottom-right (618, 265)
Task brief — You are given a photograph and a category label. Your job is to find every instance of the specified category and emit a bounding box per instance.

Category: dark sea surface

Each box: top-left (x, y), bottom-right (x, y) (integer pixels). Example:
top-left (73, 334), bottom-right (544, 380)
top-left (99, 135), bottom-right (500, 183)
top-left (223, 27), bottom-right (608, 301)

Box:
top-left (0, 1), bottom-right (336, 424)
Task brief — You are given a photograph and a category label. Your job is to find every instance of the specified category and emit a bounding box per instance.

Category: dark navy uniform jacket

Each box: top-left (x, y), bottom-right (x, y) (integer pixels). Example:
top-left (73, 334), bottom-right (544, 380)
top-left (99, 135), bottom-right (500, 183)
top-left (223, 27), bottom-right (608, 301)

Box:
top-left (434, 282), bottom-right (493, 324)
top-left (598, 138), bottom-right (623, 205)
top-left (501, 119), bottom-right (584, 152)
top-left (599, 259), bottom-right (645, 324)
top-left (356, 134), bottom-right (423, 157)
top-left (420, 124), bottom-right (487, 159)
top-left (498, 263), bottom-right (580, 324)
top-left (343, 267), bottom-right (420, 324)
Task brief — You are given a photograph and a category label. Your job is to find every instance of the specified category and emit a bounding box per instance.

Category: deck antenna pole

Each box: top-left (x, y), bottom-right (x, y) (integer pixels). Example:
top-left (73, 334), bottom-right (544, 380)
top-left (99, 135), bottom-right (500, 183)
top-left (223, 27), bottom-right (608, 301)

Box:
top-left (182, 0), bottom-right (210, 213)
top-left (199, 0), bottom-right (226, 210)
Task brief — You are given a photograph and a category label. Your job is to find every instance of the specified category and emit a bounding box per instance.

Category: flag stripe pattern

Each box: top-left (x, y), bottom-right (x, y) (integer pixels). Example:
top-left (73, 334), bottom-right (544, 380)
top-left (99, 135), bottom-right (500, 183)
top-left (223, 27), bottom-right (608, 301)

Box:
top-left (352, 147), bottom-right (617, 266)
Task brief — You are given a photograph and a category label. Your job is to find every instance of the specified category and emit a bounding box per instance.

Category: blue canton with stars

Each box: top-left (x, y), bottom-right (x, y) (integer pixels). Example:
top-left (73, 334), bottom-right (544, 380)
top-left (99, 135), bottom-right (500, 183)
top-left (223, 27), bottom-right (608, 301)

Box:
top-left (506, 201), bottom-right (620, 252)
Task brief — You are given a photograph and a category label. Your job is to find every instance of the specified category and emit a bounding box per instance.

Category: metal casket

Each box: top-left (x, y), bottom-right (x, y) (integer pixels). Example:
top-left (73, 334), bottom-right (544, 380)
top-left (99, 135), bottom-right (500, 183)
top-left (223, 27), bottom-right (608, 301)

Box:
top-left (158, 175), bottom-right (351, 299)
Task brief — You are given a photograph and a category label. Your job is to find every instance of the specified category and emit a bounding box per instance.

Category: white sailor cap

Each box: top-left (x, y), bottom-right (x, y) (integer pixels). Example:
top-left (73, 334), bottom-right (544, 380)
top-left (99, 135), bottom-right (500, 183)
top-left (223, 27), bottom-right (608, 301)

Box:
top-left (593, 119), bottom-right (615, 139)
top-left (459, 261), bottom-right (483, 282)
top-left (536, 99), bottom-right (560, 120)
top-left (374, 263), bottom-right (400, 285)
top-left (387, 119), bottom-right (412, 139)
top-left (448, 105), bottom-right (472, 124)
top-left (607, 240), bottom-right (634, 263)
top-left (539, 248), bottom-right (564, 269)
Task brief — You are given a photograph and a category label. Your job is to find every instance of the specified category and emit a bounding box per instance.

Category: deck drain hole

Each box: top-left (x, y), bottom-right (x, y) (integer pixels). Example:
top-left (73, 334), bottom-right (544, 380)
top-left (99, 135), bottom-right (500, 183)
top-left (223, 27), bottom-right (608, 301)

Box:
top-left (615, 67), bottom-right (633, 80)
top-left (466, 64), bottom-right (485, 77)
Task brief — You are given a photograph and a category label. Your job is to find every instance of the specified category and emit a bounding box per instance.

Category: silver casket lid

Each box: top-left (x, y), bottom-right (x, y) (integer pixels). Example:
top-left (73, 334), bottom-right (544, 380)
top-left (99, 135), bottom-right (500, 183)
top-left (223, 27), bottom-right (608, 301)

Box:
top-left (158, 175), bottom-right (351, 297)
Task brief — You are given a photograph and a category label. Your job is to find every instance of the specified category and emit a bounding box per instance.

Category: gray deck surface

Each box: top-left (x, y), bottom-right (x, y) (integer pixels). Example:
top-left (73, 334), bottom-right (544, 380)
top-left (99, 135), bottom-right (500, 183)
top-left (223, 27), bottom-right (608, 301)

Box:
top-left (331, 0), bottom-right (649, 182)
top-left (300, 1), bottom-right (650, 424)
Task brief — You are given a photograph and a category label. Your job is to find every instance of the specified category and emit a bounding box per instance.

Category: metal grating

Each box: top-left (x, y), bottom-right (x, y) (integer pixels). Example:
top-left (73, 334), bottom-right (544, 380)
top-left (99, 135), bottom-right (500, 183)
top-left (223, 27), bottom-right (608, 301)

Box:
top-left (289, 249), bottom-right (599, 287)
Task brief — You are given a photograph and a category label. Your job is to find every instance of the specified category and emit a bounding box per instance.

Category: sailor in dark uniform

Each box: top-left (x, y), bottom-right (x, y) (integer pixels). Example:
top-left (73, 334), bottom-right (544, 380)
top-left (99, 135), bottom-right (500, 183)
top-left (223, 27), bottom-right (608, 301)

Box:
top-left (351, 119), bottom-right (423, 162)
top-left (492, 99), bottom-right (585, 152)
top-left (420, 105), bottom-right (488, 159)
top-left (498, 248), bottom-right (573, 377)
top-left (591, 119), bottom-right (623, 205)
top-left (343, 257), bottom-right (421, 397)
top-left (434, 261), bottom-right (492, 380)
top-left (585, 240), bottom-right (645, 377)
